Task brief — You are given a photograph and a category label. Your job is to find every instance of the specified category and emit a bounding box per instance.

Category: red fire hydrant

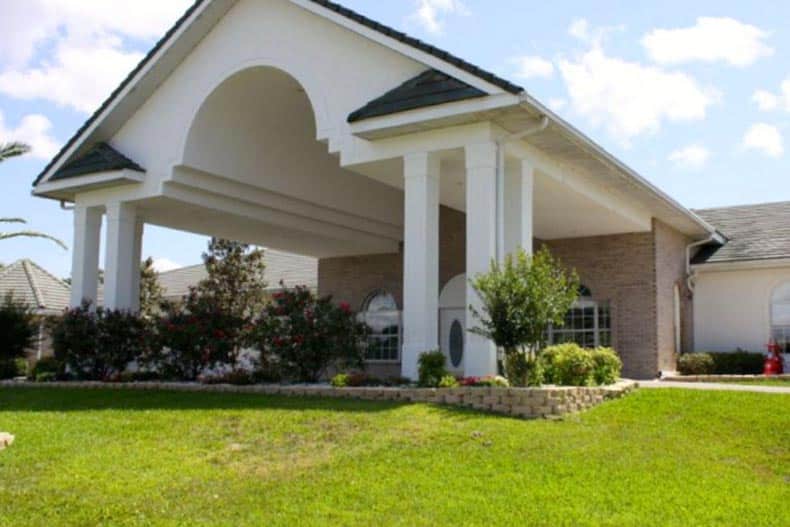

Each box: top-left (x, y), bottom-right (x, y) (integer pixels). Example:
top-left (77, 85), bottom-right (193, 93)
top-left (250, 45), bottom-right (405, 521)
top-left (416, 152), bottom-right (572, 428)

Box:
top-left (763, 340), bottom-right (784, 376)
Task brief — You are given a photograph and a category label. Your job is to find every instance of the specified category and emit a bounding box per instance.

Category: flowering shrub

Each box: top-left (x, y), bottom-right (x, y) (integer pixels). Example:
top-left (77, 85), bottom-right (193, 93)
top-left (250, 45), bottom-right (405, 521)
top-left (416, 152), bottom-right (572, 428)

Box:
top-left (49, 301), bottom-right (154, 380)
top-left (540, 343), bottom-right (621, 386)
top-left (252, 286), bottom-right (366, 383)
top-left (154, 295), bottom-right (246, 380)
top-left (459, 375), bottom-right (510, 387)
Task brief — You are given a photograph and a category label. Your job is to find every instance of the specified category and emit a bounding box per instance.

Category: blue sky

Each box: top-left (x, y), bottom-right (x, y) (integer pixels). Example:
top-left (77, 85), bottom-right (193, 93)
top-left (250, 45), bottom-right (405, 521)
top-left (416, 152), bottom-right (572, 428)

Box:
top-left (1, 0), bottom-right (788, 279)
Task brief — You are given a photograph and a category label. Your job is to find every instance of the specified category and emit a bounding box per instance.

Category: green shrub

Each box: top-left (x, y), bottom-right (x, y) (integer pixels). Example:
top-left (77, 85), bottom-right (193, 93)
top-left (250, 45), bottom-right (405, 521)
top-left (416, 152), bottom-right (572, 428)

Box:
top-left (418, 350), bottom-right (449, 387)
top-left (252, 287), bottom-right (366, 383)
top-left (31, 356), bottom-right (63, 381)
top-left (708, 350), bottom-right (764, 374)
top-left (0, 359), bottom-right (20, 380)
top-left (591, 347), bottom-right (622, 385)
top-left (504, 350), bottom-right (544, 387)
top-left (35, 371), bottom-right (57, 383)
top-left (541, 343), bottom-right (595, 386)
top-left (438, 375), bottom-right (459, 388)
top-left (331, 373), bottom-right (349, 387)
top-left (50, 302), bottom-right (155, 381)
top-left (677, 353), bottom-right (715, 375)
top-left (199, 370), bottom-right (257, 385)
top-left (0, 293), bottom-right (38, 364)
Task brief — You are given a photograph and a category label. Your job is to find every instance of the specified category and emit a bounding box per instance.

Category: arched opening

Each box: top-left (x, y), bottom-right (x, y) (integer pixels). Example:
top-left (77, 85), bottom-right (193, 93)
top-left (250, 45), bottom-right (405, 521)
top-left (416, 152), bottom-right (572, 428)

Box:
top-left (771, 282), bottom-right (790, 353)
top-left (361, 290), bottom-right (400, 362)
top-left (176, 66), bottom-right (403, 257)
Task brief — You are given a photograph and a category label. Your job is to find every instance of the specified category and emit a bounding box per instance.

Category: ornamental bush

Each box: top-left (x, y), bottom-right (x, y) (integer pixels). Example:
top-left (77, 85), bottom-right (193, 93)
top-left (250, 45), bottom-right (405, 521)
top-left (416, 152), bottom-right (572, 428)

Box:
top-left (708, 350), bottom-right (764, 375)
top-left (50, 302), bottom-right (155, 380)
top-left (677, 353), bottom-right (715, 375)
top-left (417, 350), bottom-right (449, 387)
top-left (252, 286), bottom-right (366, 383)
top-left (0, 294), bottom-right (38, 373)
top-left (591, 347), bottom-right (622, 385)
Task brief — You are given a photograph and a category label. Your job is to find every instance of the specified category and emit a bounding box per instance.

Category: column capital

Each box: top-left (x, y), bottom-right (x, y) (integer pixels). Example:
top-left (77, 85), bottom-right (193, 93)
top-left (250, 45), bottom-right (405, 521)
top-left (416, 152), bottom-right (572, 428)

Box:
top-left (105, 201), bottom-right (136, 222)
top-left (403, 151), bottom-right (440, 180)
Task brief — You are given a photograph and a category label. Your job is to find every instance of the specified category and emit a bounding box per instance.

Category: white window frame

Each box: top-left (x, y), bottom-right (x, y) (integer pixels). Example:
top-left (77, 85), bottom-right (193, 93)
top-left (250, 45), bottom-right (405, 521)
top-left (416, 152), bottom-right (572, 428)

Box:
top-left (359, 290), bottom-right (402, 363)
top-left (549, 297), bottom-right (611, 348)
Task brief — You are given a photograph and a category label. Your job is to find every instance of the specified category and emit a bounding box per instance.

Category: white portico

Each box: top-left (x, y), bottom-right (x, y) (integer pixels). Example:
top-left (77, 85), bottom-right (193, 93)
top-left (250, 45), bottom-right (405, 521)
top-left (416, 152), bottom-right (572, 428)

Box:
top-left (33, 0), bottom-right (717, 380)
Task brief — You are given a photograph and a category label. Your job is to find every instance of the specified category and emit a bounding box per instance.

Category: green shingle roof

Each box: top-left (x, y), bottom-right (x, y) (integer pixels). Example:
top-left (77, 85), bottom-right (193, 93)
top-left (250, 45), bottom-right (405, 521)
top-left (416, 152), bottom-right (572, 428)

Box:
top-left (692, 201), bottom-right (790, 264)
top-left (49, 143), bottom-right (144, 182)
top-left (348, 69), bottom-right (487, 122)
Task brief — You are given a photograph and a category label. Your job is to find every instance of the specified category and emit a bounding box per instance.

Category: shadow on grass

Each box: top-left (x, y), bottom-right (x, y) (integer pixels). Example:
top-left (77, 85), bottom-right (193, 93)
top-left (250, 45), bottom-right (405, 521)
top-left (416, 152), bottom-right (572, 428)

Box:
top-left (0, 386), bottom-right (512, 421)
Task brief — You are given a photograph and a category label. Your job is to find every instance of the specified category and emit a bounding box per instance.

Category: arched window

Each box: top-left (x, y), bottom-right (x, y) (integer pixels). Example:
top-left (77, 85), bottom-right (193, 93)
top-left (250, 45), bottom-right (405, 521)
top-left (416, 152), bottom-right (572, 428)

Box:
top-left (771, 282), bottom-right (790, 353)
top-left (549, 286), bottom-right (612, 348)
top-left (361, 290), bottom-right (401, 362)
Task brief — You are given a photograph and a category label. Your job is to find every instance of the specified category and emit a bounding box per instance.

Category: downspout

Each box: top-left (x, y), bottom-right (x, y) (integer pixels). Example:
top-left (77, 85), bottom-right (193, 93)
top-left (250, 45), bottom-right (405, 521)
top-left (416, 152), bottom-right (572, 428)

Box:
top-left (685, 234), bottom-right (717, 292)
top-left (495, 116), bottom-right (549, 262)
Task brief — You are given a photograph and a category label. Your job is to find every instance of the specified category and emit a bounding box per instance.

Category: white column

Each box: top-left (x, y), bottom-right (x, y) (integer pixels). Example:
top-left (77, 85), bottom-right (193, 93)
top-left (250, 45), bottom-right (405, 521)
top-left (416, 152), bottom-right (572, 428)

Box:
top-left (129, 220), bottom-right (144, 312)
top-left (401, 151), bottom-right (440, 380)
top-left (503, 158), bottom-right (535, 257)
top-left (70, 205), bottom-right (102, 307)
top-left (464, 142), bottom-right (498, 377)
top-left (104, 201), bottom-right (138, 311)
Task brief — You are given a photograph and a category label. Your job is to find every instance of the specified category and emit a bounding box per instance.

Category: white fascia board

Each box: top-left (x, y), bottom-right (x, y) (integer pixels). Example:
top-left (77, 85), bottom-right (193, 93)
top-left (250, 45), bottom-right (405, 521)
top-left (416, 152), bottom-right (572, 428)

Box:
top-left (349, 93), bottom-right (519, 139)
top-left (290, 0), bottom-right (511, 96)
top-left (33, 169), bottom-right (145, 199)
top-left (35, 0), bottom-right (221, 187)
top-left (517, 92), bottom-right (719, 239)
top-left (691, 258), bottom-right (790, 273)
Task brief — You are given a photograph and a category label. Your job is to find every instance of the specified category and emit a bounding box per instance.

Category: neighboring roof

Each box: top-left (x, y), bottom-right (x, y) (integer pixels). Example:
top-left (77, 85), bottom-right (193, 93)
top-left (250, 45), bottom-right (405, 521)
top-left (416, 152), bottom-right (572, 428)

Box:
top-left (33, 0), bottom-right (522, 187)
top-left (348, 69), bottom-right (487, 122)
top-left (157, 249), bottom-right (317, 299)
top-left (0, 260), bottom-right (70, 313)
top-left (692, 201), bottom-right (790, 265)
top-left (50, 143), bottom-right (144, 181)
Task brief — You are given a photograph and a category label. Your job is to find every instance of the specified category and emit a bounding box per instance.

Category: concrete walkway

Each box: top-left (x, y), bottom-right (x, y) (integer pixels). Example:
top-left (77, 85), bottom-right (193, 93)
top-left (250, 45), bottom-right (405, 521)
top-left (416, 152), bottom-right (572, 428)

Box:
top-left (639, 380), bottom-right (790, 394)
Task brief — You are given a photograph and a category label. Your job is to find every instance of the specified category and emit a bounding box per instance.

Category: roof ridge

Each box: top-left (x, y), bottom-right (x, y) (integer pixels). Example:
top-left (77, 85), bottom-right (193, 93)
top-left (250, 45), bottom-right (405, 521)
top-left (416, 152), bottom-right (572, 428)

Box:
top-left (21, 260), bottom-right (45, 309)
top-left (693, 200), bottom-right (790, 213)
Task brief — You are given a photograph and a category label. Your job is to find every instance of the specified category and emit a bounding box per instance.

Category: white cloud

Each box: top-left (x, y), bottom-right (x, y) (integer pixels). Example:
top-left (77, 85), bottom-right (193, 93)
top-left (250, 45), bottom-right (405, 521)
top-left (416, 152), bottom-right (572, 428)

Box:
top-left (151, 258), bottom-right (183, 273)
top-left (642, 17), bottom-right (773, 67)
top-left (742, 123), bottom-right (784, 157)
top-left (751, 79), bottom-right (790, 112)
top-left (409, 0), bottom-right (468, 34)
top-left (0, 111), bottom-right (61, 160)
top-left (668, 144), bottom-right (710, 169)
top-left (511, 55), bottom-right (554, 79)
top-left (568, 19), bottom-right (590, 42)
top-left (0, 0), bottom-right (191, 114)
top-left (558, 46), bottom-right (720, 144)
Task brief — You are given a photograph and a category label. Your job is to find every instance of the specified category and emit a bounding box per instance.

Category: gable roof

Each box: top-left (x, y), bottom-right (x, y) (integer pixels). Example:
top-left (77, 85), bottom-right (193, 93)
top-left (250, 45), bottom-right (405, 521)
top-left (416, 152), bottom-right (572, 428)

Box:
top-left (692, 201), bottom-right (790, 265)
top-left (348, 69), bottom-right (487, 122)
top-left (157, 249), bottom-right (317, 300)
top-left (32, 0), bottom-right (522, 188)
top-left (0, 260), bottom-right (71, 313)
top-left (50, 143), bottom-right (144, 181)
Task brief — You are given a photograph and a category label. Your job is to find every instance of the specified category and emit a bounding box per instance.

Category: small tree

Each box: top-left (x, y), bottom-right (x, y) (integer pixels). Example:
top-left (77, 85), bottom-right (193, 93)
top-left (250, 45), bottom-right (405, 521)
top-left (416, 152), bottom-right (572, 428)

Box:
top-left (139, 257), bottom-right (166, 317)
top-left (469, 247), bottom-right (579, 385)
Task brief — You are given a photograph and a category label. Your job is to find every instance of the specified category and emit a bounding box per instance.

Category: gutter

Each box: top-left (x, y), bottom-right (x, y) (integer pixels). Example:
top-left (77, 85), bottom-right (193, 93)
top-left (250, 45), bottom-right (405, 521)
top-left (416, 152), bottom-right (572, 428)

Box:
top-left (685, 234), bottom-right (719, 292)
top-left (495, 115), bottom-right (549, 261)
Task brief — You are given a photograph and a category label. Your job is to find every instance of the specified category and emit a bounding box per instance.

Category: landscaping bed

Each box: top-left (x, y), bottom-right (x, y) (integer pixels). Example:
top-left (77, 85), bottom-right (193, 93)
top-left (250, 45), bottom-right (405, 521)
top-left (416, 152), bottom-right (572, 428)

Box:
top-left (0, 379), bottom-right (636, 419)
top-left (0, 387), bottom-right (787, 526)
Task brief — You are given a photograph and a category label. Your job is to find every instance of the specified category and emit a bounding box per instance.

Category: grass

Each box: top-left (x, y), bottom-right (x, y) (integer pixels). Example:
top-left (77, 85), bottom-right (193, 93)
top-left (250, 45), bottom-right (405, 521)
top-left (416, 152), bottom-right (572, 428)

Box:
top-left (715, 378), bottom-right (790, 387)
top-left (0, 387), bottom-right (788, 526)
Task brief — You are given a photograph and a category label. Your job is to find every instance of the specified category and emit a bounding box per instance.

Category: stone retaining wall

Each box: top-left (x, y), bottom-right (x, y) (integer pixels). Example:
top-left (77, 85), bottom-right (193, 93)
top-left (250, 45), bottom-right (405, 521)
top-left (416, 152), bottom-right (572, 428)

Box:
top-left (1, 380), bottom-right (637, 419)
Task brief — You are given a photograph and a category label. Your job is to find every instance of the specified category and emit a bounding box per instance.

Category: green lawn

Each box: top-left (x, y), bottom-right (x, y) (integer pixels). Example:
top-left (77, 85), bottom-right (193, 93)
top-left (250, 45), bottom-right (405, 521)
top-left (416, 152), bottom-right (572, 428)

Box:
top-left (1, 388), bottom-right (788, 526)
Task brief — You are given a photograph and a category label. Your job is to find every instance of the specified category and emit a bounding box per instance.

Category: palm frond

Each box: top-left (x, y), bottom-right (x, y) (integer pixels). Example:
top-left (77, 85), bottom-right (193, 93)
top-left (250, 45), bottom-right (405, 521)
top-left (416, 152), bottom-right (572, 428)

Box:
top-left (0, 218), bottom-right (27, 225)
top-left (0, 231), bottom-right (67, 250)
top-left (0, 142), bottom-right (31, 162)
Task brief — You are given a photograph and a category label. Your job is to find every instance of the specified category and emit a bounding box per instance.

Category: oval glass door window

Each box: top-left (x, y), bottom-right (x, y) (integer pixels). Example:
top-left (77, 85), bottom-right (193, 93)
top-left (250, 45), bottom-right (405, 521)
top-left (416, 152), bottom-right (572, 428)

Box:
top-left (449, 319), bottom-right (464, 368)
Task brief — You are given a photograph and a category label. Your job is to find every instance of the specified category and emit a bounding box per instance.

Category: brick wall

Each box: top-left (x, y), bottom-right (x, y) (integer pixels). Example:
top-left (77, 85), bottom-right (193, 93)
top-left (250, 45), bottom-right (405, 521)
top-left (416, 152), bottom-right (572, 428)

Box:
top-left (319, 208), bottom-right (691, 380)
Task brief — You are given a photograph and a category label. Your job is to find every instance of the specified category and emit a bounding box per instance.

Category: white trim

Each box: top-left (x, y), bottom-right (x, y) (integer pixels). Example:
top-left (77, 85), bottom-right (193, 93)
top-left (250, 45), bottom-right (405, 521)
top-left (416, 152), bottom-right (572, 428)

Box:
top-left (34, 169), bottom-right (145, 198)
top-left (35, 0), bottom-right (223, 186)
top-left (692, 258), bottom-right (790, 273)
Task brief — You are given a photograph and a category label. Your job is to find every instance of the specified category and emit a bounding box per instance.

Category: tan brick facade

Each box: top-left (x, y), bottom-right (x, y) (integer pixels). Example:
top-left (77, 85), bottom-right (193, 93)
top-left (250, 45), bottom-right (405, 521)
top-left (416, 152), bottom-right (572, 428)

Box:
top-left (320, 210), bottom-right (691, 380)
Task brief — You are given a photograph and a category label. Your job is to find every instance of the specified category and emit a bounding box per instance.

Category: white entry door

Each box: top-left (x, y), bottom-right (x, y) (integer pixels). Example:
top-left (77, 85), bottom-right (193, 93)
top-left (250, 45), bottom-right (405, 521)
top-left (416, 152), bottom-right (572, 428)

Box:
top-left (440, 308), bottom-right (466, 375)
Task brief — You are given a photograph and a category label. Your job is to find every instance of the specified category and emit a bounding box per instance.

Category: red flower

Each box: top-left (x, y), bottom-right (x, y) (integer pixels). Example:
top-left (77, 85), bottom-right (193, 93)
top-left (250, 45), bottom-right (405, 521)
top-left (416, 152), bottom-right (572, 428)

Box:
top-left (339, 302), bottom-right (351, 314)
